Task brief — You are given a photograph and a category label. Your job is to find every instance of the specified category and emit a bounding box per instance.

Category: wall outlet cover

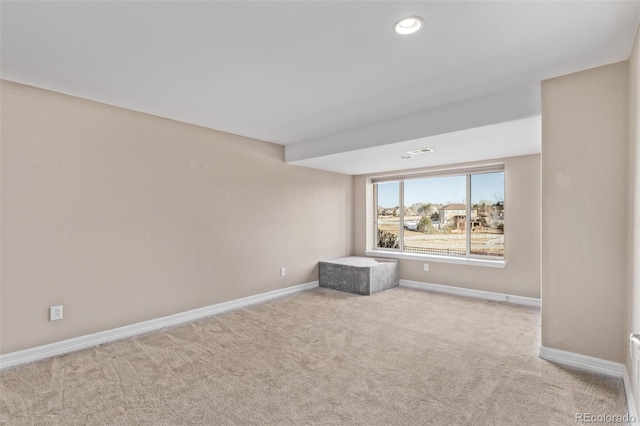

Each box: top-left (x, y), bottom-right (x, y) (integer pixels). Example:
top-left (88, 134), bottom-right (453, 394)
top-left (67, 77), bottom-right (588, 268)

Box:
top-left (50, 305), bottom-right (63, 321)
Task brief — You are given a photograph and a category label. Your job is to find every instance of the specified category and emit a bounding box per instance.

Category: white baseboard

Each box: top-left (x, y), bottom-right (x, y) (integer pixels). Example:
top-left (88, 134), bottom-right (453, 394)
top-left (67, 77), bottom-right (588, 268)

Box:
top-left (539, 346), bottom-right (639, 424)
top-left (624, 367), bottom-right (639, 425)
top-left (399, 279), bottom-right (540, 307)
top-left (538, 345), bottom-right (625, 378)
top-left (505, 294), bottom-right (541, 307)
top-left (0, 281), bottom-right (319, 370)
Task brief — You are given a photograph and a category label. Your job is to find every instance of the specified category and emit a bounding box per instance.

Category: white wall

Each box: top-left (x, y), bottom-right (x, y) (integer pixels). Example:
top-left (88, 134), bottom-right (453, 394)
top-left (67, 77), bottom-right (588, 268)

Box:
top-left (627, 22), bottom-right (640, 410)
top-left (541, 62), bottom-right (628, 363)
top-left (0, 80), bottom-right (353, 354)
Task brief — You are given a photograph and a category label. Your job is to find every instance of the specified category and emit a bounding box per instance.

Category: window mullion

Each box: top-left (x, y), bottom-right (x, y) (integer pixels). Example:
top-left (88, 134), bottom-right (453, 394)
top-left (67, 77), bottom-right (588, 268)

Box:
top-left (399, 180), bottom-right (405, 251)
top-left (373, 184), bottom-right (378, 249)
top-left (466, 174), bottom-right (471, 257)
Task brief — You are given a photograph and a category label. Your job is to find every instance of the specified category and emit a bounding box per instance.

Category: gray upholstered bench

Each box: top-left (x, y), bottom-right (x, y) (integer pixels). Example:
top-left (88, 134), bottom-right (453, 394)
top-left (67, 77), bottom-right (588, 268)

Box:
top-left (318, 256), bottom-right (399, 295)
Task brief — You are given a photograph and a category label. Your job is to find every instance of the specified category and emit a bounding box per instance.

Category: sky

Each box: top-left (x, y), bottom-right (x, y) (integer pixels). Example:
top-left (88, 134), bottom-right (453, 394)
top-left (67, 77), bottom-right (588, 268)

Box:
top-left (377, 172), bottom-right (504, 208)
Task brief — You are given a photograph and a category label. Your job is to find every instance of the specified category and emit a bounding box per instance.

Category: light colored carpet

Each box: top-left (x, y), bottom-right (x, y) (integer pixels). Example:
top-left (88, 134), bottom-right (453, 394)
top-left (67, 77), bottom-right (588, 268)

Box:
top-left (0, 287), bottom-right (627, 425)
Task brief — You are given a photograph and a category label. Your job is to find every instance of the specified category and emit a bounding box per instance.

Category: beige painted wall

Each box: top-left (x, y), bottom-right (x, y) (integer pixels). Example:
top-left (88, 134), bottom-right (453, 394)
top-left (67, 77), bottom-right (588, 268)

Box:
top-left (627, 23), bottom-right (640, 411)
top-left (541, 62), bottom-right (628, 363)
top-left (0, 80), bottom-right (353, 354)
top-left (353, 154), bottom-right (541, 298)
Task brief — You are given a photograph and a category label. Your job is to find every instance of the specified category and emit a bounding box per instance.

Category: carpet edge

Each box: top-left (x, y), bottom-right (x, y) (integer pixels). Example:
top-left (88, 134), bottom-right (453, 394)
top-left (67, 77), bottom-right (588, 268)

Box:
top-left (0, 281), bottom-right (319, 370)
top-left (539, 345), bottom-right (637, 425)
top-left (399, 279), bottom-right (541, 307)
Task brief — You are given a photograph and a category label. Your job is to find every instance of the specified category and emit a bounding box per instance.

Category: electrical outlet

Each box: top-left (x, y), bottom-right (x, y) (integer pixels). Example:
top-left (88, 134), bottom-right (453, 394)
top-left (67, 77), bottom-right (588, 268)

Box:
top-left (49, 305), bottom-right (63, 321)
top-left (280, 267), bottom-right (286, 277)
top-left (423, 263), bottom-right (429, 272)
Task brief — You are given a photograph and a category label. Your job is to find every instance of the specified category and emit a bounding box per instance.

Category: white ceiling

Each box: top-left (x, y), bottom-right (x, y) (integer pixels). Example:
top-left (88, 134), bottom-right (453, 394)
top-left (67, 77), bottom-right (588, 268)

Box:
top-left (290, 116), bottom-right (542, 175)
top-left (2, 1), bottom-right (639, 175)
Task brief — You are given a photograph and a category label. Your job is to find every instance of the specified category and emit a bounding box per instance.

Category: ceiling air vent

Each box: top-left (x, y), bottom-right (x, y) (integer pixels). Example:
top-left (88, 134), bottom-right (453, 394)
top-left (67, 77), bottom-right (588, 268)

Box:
top-left (406, 147), bottom-right (434, 155)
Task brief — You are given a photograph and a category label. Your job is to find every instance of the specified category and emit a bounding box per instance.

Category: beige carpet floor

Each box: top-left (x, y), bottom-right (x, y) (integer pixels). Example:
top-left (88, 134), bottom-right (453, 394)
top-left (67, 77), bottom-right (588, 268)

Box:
top-left (0, 287), bottom-right (628, 425)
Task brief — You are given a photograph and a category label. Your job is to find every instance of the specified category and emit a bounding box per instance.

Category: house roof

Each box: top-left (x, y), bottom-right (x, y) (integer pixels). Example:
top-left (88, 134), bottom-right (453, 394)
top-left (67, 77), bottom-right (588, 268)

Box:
top-left (441, 204), bottom-right (467, 210)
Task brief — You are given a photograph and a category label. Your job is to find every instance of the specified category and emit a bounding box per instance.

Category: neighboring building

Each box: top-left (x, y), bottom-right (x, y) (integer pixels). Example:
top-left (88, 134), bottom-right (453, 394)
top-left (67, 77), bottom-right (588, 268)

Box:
top-left (439, 204), bottom-right (478, 229)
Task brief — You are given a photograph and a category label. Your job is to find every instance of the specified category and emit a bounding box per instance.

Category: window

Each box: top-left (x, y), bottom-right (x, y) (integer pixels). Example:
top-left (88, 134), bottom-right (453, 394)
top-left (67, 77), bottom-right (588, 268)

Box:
top-left (374, 168), bottom-right (505, 259)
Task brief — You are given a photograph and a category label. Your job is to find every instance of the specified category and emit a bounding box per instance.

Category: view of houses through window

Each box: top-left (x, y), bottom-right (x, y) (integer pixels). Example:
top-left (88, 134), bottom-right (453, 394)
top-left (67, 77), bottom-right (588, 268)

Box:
top-left (375, 170), bottom-right (505, 258)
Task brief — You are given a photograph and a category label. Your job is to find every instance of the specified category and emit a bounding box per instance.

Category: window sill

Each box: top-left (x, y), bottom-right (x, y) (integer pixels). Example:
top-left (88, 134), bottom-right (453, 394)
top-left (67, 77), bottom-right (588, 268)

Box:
top-left (364, 249), bottom-right (506, 269)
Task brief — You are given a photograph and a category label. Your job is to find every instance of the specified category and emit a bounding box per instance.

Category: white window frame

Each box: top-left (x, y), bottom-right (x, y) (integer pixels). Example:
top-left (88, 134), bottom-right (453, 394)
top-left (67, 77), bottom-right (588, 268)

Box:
top-left (368, 165), bottom-right (506, 268)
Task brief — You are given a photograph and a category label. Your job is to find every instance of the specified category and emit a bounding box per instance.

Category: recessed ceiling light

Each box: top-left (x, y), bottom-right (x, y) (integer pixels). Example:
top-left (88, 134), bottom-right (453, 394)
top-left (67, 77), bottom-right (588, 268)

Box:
top-left (407, 147), bottom-right (434, 155)
top-left (395, 16), bottom-right (424, 35)
top-left (401, 155), bottom-right (412, 159)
